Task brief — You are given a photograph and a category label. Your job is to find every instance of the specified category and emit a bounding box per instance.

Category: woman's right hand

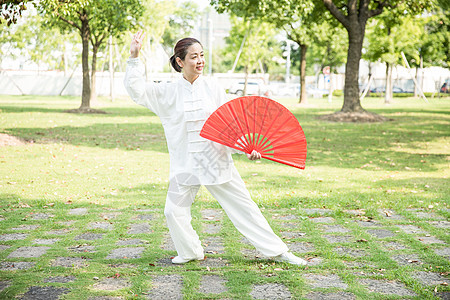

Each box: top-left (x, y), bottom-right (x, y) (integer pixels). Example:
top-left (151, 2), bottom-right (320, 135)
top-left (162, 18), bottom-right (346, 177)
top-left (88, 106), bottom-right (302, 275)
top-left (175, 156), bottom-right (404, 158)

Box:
top-left (130, 30), bottom-right (146, 58)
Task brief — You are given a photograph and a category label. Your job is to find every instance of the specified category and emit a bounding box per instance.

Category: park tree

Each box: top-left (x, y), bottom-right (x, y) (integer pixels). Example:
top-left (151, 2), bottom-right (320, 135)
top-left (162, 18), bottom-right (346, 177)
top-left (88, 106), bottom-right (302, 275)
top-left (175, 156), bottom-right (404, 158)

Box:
top-left (223, 16), bottom-right (279, 95)
top-left (161, 1), bottom-right (199, 54)
top-left (212, 0), bottom-right (327, 104)
top-left (0, 0), bottom-right (29, 25)
top-left (36, 0), bottom-right (143, 113)
top-left (364, 13), bottom-right (423, 103)
top-left (305, 21), bottom-right (347, 92)
top-left (319, 0), bottom-right (430, 120)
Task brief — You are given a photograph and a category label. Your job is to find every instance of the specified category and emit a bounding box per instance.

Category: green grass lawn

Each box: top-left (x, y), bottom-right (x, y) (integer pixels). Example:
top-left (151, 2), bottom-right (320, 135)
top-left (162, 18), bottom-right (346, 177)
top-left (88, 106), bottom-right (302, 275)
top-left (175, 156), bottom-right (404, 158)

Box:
top-left (0, 94), bottom-right (448, 299)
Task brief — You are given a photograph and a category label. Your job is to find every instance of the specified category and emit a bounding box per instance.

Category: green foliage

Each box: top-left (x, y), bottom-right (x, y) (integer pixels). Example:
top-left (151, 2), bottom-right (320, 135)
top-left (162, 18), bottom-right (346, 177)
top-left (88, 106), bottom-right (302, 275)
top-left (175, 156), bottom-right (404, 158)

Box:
top-left (160, 1), bottom-right (199, 54)
top-left (222, 16), bottom-right (281, 74)
top-left (0, 0), bottom-right (29, 25)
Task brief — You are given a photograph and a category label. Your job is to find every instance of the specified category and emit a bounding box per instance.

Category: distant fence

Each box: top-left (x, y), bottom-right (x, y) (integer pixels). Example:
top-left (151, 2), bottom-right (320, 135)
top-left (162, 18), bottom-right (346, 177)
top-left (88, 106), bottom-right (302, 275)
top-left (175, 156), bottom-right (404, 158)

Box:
top-left (0, 69), bottom-right (447, 97)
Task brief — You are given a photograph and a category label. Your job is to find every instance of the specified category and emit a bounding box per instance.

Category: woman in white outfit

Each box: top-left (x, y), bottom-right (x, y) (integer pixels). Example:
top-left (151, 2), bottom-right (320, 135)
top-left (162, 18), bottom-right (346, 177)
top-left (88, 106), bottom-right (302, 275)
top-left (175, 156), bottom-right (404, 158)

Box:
top-left (124, 31), bottom-right (307, 265)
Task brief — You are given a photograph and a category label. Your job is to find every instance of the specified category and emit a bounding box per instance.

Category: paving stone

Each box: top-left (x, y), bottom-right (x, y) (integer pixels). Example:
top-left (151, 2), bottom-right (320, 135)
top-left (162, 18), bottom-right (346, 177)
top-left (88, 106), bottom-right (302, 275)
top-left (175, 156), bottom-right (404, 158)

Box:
top-left (199, 275), bottom-right (228, 294)
top-left (89, 297), bottom-right (124, 300)
top-left (147, 274), bottom-right (183, 299)
top-left (203, 223), bottom-right (222, 234)
top-left (161, 234), bottom-right (176, 251)
top-left (106, 247), bottom-right (145, 259)
top-left (280, 222), bottom-right (297, 229)
top-left (241, 248), bottom-right (267, 260)
top-left (87, 222), bottom-right (113, 230)
top-left (250, 283), bottom-right (292, 299)
top-left (19, 286), bottom-right (70, 300)
top-left (133, 214), bottom-right (154, 221)
top-left (358, 278), bottom-right (417, 296)
top-left (342, 261), bottom-right (376, 268)
top-left (203, 236), bottom-right (225, 254)
top-left (43, 276), bottom-right (77, 283)
top-left (0, 261), bottom-right (35, 270)
top-left (411, 271), bottom-right (448, 286)
top-left (380, 241), bottom-right (409, 250)
top-left (321, 225), bottom-right (350, 233)
top-left (199, 257), bottom-right (229, 268)
top-left (430, 221), bottom-right (450, 229)
top-left (302, 208), bottom-right (333, 215)
top-left (410, 211), bottom-right (445, 220)
top-left (310, 217), bottom-right (335, 223)
top-left (92, 278), bottom-right (131, 291)
top-left (0, 233), bottom-right (28, 241)
top-left (58, 220), bottom-right (76, 226)
top-left (99, 213), bottom-right (121, 220)
top-left (47, 229), bottom-right (73, 235)
top-left (323, 235), bottom-right (354, 244)
top-left (280, 231), bottom-right (307, 239)
top-left (417, 236), bottom-right (446, 244)
top-left (241, 237), bottom-right (252, 245)
top-left (107, 263), bottom-right (137, 269)
top-left (344, 210), bottom-right (365, 216)
top-left (378, 209), bottom-right (404, 220)
top-left (305, 291), bottom-right (356, 300)
top-left (0, 281), bottom-right (11, 292)
top-left (8, 246), bottom-right (50, 258)
top-left (303, 274), bottom-right (348, 289)
top-left (156, 257), bottom-right (183, 267)
top-left (117, 239), bottom-right (144, 246)
top-left (354, 220), bottom-right (381, 227)
top-left (307, 257), bottom-right (324, 266)
top-left (33, 238), bottom-right (59, 245)
top-left (435, 247), bottom-right (450, 260)
top-left (334, 246), bottom-right (367, 257)
top-left (127, 223), bottom-right (151, 234)
top-left (75, 233), bottom-right (104, 240)
top-left (68, 245), bottom-right (96, 253)
top-left (391, 254), bottom-right (424, 266)
top-left (367, 229), bottom-right (396, 238)
top-left (0, 245), bottom-right (12, 251)
top-left (201, 209), bottom-right (223, 221)
top-left (288, 242), bottom-right (315, 253)
top-left (272, 214), bottom-right (297, 221)
top-left (69, 208), bottom-right (88, 215)
top-left (435, 291), bottom-right (450, 300)
top-left (10, 224), bottom-right (40, 230)
top-left (396, 224), bottom-right (428, 234)
top-left (31, 213), bottom-right (54, 220)
top-left (51, 257), bottom-right (89, 268)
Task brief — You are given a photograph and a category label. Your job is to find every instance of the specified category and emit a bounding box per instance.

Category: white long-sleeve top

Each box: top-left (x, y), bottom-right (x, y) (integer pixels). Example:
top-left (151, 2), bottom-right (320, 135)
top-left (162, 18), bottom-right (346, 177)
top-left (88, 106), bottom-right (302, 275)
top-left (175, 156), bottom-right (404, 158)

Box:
top-left (124, 57), bottom-right (235, 185)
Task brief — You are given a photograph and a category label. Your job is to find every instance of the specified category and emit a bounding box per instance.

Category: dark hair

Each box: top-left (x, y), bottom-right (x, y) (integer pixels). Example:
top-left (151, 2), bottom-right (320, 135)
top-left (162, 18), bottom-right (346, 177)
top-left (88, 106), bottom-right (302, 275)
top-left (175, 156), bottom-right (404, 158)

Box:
top-left (169, 38), bottom-right (202, 73)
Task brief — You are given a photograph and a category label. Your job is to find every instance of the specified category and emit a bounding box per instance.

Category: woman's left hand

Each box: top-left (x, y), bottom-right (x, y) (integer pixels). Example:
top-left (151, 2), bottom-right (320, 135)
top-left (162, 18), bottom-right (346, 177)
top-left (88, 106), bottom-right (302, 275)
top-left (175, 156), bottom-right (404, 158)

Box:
top-left (247, 150), bottom-right (262, 161)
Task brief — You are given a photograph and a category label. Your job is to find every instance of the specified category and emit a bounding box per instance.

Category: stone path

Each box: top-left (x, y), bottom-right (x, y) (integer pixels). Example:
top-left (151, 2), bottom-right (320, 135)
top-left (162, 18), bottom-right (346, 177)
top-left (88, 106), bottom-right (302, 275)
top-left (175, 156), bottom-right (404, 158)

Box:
top-left (0, 207), bottom-right (448, 299)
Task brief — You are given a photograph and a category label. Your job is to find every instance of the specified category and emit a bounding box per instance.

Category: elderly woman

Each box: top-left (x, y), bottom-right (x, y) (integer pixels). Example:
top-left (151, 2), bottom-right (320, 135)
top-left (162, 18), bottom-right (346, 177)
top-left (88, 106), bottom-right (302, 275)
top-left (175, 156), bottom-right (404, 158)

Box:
top-left (124, 31), bottom-right (306, 266)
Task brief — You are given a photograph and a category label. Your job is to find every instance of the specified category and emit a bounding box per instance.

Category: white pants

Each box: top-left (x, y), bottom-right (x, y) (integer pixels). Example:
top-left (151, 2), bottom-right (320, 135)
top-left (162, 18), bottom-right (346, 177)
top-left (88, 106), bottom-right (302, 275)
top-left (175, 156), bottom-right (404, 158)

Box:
top-left (164, 167), bottom-right (289, 259)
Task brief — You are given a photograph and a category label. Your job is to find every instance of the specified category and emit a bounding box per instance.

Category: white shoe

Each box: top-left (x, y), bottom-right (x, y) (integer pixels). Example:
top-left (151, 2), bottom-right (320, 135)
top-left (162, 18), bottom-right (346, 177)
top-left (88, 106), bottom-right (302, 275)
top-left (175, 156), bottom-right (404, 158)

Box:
top-left (171, 255), bottom-right (205, 264)
top-left (273, 252), bottom-right (307, 266)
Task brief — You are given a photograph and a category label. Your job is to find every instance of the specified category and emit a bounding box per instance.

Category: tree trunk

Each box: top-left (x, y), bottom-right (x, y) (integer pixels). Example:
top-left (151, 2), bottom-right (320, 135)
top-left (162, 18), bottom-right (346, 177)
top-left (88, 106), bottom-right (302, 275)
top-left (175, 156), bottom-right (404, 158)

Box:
top-left (341, 27), bottom-right (365, 112)
top-left (79, 11), bottom-right (91, 110)
top-left (90, 43), bottom-right (99, 106)
top-left (299, 44), bottom-right (307, 104)
top-left (384, 62), bottom-right (392, 104)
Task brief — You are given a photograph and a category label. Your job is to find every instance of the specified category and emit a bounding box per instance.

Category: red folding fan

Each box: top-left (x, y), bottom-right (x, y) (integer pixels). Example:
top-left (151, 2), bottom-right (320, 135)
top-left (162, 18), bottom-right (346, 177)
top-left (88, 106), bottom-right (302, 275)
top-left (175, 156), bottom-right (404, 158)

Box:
top-left (200, 96), bottom-right (307, 169)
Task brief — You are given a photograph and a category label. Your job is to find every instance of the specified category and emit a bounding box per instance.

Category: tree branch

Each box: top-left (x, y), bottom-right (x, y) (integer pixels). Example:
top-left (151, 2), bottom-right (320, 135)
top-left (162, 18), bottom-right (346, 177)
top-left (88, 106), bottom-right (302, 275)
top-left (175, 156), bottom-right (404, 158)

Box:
top-left (322, 0), bottom-right (351, 29)
top-left (57, 14), bottom-right (81, 32)
top-left (368, 0), bottom-right (391, 18)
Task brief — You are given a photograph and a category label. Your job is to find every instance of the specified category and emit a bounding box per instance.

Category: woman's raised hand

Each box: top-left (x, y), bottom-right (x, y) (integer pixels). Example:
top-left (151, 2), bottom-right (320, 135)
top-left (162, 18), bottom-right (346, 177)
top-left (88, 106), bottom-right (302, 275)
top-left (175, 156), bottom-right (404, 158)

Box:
top-left (130, 30), bottom-right (146, 58)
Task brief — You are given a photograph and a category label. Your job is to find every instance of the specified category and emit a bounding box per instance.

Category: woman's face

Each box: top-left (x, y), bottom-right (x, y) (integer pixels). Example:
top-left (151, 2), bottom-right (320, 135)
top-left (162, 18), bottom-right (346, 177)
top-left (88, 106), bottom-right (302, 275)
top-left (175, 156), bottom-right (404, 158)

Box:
top-left (177, 43), bottom-right (205, 81)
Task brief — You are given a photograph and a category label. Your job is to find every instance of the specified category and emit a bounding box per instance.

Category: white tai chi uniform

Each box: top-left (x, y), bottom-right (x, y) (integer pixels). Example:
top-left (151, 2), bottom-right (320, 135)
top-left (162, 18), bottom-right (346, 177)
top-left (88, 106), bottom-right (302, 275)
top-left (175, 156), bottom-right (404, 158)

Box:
top-left (124, 58), bottom-right (289, 259)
